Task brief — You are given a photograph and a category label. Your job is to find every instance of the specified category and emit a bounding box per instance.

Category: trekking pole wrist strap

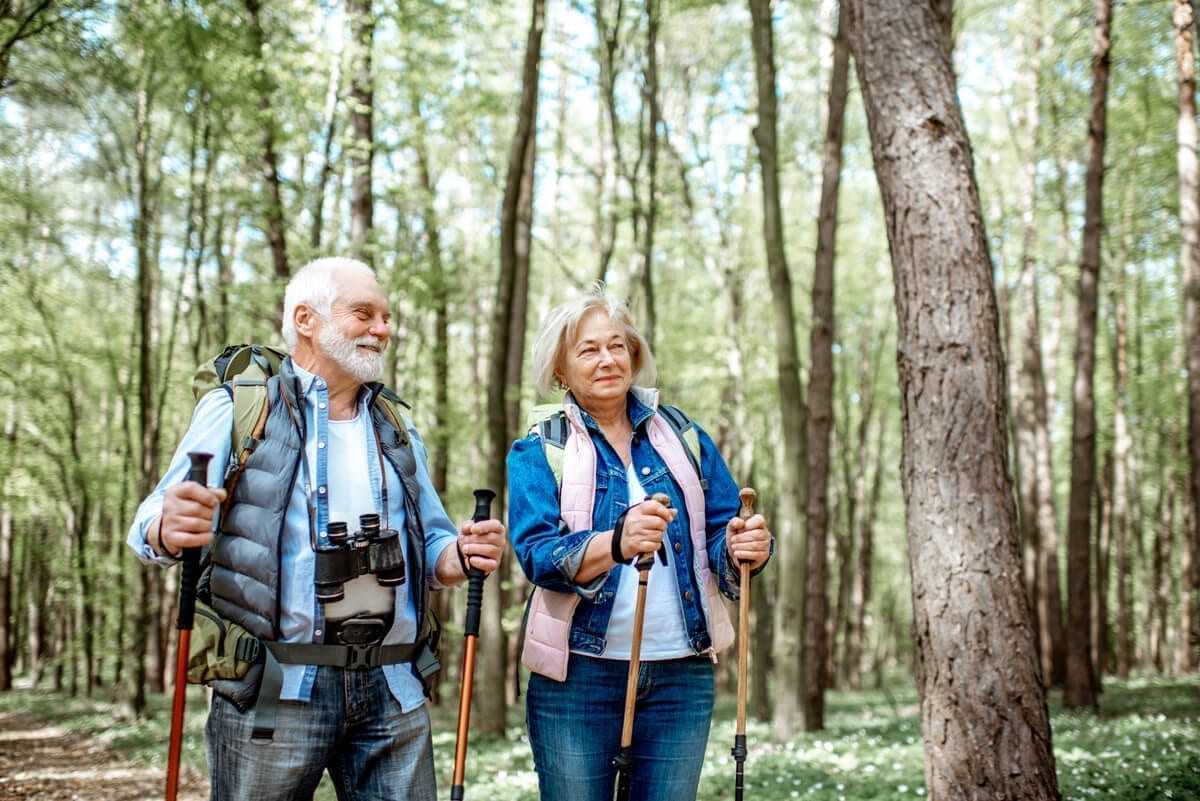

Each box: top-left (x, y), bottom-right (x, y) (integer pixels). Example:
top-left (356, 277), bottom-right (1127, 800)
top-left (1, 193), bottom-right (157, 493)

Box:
top-left (610, 510), bottom-right (629, 564)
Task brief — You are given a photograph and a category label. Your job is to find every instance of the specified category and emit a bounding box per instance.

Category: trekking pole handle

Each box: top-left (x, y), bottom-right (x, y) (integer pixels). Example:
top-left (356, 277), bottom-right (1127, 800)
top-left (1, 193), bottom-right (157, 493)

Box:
top-left (177, 452), bottom-right (213, 632)
top-left (738, 488), bottom-right (756, 521)
top-left (639, 492), bottom-right (672, 569)
top-left (464, 488), bottom-right (496, 638)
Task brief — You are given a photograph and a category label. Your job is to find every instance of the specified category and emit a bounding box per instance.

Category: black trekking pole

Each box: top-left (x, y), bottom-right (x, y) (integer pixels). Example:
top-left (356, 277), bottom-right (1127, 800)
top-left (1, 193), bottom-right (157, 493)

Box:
top-left (732, 487), bottom-right (757, 801)
top-left (450, 488), bottom-right (496, 801)
top-left (613, 493), bottom-right (670, 801)
top-left (165, 452), bottom-right (212, 801)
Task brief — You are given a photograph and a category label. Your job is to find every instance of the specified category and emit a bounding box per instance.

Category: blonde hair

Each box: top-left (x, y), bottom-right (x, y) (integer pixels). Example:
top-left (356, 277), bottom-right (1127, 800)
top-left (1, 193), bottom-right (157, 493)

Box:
top-left (530, 282), bottom-right (657, 397)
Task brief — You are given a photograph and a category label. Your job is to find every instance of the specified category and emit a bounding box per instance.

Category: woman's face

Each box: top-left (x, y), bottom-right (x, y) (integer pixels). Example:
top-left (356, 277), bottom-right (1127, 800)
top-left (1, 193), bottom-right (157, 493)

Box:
top-left (558, 308), bottom-right (634, 414)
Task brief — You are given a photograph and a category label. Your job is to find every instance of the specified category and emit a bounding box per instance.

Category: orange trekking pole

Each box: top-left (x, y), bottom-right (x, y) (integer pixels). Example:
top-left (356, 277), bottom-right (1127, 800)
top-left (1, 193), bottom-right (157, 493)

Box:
top-left (613, 493), bottom-right (671, 801)
top-left (732, 487), bottom-right (757, 801)
top-left (165, 451), bottom-right (212, 801)
top-left (450, 488), bottom-right (496, 801)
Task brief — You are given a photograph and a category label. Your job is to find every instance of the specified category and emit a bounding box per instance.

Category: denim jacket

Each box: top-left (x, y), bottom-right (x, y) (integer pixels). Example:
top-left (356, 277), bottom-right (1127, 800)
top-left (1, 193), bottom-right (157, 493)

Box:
top-left (507, 390), bottom-right (748, 657)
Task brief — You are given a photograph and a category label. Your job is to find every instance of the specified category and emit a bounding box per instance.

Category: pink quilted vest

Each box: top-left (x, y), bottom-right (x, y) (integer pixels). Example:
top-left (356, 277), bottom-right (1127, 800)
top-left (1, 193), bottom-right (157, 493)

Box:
top-left (520, 390), bottom-right (735, 681)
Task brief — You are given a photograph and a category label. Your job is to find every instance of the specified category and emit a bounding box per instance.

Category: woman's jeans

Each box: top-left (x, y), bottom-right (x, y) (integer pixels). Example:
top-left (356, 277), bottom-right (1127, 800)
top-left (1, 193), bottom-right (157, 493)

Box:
top-left (206, 665), bottom-right (436, 801)
top-left (526, 652), bottom-right (715, 801)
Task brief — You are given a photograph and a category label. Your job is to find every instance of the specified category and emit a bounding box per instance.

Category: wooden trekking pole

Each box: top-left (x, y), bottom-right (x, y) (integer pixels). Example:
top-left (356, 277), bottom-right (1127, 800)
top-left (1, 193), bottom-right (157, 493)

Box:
top-left (450, 488), bottom-right (496, 801)
top-left (613, 492), bottom-right (671, 801)
top-left (732, 487), bottom-right (757, 801)
top-left (165, 452), bottom-right (212, 801)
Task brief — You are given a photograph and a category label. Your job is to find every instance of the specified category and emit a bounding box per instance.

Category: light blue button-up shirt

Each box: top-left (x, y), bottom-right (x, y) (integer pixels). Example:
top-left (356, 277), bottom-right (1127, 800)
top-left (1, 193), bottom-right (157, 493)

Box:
top-left (128, 362), bottom-right (458, 711)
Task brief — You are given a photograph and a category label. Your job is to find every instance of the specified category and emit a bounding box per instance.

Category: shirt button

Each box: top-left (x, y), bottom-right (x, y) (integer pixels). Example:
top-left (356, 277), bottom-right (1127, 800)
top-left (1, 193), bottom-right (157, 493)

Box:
top-left (641, 466), bottom-right (650, 476)
top-left (314, 629), bottom-right (323, 638)
top-left (319, 402), bottom-right (327, 410)
top-left (684, 591), bottom-right (693, 601)
top-left (674, 542), bottom-right (682, 553)
top-left (318, 486), bottom-right (326, 495)
top-left (318, 441), bottom-right (326, 449)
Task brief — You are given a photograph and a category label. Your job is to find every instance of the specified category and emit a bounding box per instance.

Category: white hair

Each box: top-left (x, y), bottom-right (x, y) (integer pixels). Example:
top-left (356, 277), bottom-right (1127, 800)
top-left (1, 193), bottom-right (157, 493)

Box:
top-left (281, 257), bottom-right (377, 348)
top-left (530, 281), bottom-right (657, 397)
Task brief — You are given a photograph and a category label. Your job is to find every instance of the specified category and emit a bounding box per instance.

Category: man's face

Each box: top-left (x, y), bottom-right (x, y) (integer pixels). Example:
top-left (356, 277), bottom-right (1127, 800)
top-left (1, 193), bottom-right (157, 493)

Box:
top-left (313, 271), bottom-right (391, 384)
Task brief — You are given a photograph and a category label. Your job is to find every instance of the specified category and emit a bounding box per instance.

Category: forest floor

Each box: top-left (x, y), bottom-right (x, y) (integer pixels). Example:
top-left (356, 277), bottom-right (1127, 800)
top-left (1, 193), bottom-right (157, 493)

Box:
top-left (0, 679), bottom-right (208, 801)
top-left (0, 708), bottom-right (206, 801)
top-left (0, 674), bottom-right (1197, 801)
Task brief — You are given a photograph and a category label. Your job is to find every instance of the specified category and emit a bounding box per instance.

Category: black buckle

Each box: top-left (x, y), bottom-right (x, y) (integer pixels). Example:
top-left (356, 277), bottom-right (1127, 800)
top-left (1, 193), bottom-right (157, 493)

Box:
top-left (345, 642), bottom-right (381, 669)
top-left (333, 618), bottom-right (386, 670)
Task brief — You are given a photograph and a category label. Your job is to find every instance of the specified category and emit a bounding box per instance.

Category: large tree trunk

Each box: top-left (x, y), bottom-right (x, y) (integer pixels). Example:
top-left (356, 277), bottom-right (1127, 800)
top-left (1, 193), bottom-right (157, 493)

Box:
top-left (482, 0), bottom-right (543, 736)
top-left (346, 0), bottom-right (374, 264)
top-left (1064, 0), bottom-right (1111, 710)
top-left (844, 2), bottom-right (1058, 798)
top-left (802, 0), bottom-right (850, 731)
top-left (1175, 0), bottom-right (1200, 679)
top-left (748, 0), bottom-right (809, 742)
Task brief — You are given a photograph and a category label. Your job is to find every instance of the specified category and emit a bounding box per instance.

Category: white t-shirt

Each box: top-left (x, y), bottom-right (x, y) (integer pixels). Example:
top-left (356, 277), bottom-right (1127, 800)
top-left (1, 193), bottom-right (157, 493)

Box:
top-left (595, 465), bottom-right (693, 660)
top-left (320, 414), bottom-right (395, 620)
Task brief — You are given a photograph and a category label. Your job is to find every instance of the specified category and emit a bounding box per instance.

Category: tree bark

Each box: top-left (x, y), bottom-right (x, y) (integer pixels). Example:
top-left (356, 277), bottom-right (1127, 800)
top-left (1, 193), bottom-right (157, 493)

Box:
top-left (346, 0), bottom-right (374, 265)
top-left (1064, 0), bottom-right (1111, 710)
top-left (482, 0), bottom-right (543, 736)
top-left (311, 41), bottom-right (342, 252)
top-left (748, 0), bottom-right (809, 742)
top-left (1175, 1), bottom-right (1200, 674)
top-left (844, 1), bottom-right (1059, 797)
top-left (243, 0), bottom-right (289, 288)
top-left (802, 0), bottom-right (850, 731)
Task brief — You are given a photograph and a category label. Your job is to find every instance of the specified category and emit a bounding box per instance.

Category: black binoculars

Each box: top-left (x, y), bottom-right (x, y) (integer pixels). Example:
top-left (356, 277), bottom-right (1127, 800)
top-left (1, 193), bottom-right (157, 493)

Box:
top-left (314, 513), bottom-right (406, 603)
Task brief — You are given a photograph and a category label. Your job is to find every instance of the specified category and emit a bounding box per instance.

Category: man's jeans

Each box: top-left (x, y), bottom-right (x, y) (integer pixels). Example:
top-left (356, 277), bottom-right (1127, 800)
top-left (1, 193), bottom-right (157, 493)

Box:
top-left (206, 665), bottom-right (436, 801)
top-left (526, 652), bottom-right (714, 801)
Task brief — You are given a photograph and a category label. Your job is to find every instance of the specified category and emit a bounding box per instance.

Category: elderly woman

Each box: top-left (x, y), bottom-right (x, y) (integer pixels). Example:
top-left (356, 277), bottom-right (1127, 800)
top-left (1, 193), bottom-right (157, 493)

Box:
top-left (506, 283), bottom-right (772, 801)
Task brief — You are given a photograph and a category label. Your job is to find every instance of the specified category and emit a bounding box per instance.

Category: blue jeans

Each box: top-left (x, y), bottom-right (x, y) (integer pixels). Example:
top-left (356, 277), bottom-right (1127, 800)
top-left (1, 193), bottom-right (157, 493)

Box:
top-left (526, 653), bottom-right (715, 801)
top-left (206, 666), bottom-right (436, 801)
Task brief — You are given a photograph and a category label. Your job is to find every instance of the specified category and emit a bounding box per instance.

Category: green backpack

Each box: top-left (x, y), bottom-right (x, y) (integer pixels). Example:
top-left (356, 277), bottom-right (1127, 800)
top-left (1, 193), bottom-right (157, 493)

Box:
top-left (192, 343), bottom-right (288, 484)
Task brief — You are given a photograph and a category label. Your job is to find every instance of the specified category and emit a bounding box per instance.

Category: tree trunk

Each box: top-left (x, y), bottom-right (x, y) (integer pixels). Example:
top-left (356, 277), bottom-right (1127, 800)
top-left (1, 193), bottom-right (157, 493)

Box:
top-left (346, 0), bottom-right (375, 265)
top-left (482, 0), bottom-right (543, 736)
top-left (844, 2), bottom-right (1059, 798)
top-left (1011, 9), bottom-right (1064, 690)
top-left (636, 0), bottom-right (660, 346)
top-left (593, 0), bottom-right (626, 282)
top-left (802, 0), bottom-right (849, 731)
top-left (244, 0), bottom-right (289, 288)
top-left (311, 42), bottom-right (342, 251)
top-left (1112, 240), bottom-right (1132, 678)
top-left (748, 0), bottom-right (809, 743)
top-left (1064, 0), bottom-right (1111, 710)
top-left (1175, 0), bottom-right (1200, 668)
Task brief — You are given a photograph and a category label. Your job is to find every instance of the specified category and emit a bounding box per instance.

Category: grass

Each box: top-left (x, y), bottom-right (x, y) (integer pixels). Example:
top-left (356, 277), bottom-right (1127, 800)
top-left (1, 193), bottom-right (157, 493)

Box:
top-left (2, 674), bottom-right (1197, 800)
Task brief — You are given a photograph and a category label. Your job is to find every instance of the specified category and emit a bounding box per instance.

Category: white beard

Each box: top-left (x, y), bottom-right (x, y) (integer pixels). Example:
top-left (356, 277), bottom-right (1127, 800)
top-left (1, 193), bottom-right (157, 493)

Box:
top-left (319, 325), bottom-right (386, 383)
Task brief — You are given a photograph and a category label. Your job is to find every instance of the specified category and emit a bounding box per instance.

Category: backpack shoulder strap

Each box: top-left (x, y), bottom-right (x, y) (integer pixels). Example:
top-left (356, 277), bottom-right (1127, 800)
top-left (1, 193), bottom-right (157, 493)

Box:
top-left (218, 377), bottom-right (276, 516)
top-left (525, 403), bottom-right (568, 485)
top-left (656, 403), bottom-right (706, 490)
top-left (373, 386), bottom-right (413, 449)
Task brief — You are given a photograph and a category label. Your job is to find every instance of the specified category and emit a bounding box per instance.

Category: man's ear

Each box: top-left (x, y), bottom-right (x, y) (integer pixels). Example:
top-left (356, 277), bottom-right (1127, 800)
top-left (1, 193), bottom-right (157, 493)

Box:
top-left (293, 303), bottom-right (318, 339)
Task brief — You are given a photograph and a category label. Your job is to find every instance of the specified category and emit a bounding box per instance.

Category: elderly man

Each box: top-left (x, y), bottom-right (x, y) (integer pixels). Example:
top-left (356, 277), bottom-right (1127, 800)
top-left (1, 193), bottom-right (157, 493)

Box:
top-left (128, 256), bottom-right (505, 801)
